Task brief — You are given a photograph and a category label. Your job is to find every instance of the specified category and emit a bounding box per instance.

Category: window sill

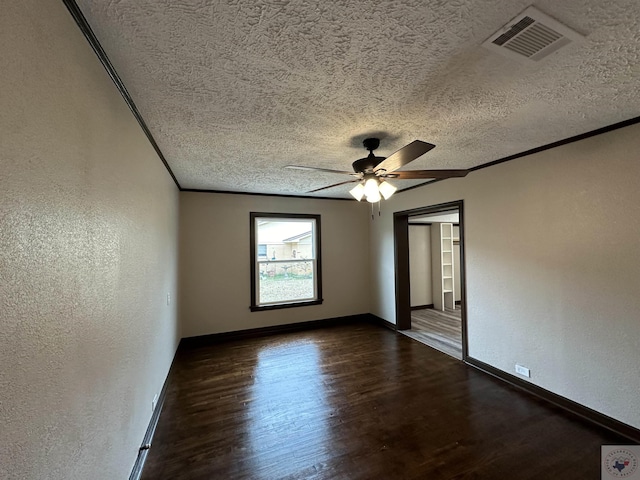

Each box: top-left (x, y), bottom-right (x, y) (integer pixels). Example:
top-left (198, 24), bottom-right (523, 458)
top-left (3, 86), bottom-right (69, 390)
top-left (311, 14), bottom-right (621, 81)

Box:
top-left (250, 299), bottom-right (323, 312)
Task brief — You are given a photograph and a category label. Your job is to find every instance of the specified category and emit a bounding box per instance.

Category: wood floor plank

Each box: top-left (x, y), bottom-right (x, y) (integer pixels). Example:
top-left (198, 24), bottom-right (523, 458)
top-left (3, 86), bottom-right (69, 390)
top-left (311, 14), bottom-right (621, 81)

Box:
top-left (403, 307), bottom-right (462, 359)
top-left (141, 323), bottom-right (625, 479)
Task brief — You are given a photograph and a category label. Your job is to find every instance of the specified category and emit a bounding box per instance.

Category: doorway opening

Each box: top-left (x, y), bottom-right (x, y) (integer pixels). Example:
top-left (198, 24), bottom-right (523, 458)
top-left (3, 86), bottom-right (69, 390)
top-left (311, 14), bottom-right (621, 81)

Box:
top-left (393, 200), bottom-right (467, 360)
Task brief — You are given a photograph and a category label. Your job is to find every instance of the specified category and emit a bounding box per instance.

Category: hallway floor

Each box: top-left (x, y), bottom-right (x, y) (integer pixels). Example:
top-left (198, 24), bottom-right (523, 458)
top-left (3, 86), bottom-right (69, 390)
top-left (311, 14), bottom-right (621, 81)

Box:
top-left (401, 306), bottom-right (462, 359)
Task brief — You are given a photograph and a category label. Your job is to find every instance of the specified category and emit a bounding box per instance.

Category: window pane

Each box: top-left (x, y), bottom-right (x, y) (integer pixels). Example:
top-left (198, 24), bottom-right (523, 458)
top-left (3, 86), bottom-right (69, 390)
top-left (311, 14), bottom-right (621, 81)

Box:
top-left (258, 260), bottom-right (315, 304)
top-left (256, 220), bottom-right (315, 261)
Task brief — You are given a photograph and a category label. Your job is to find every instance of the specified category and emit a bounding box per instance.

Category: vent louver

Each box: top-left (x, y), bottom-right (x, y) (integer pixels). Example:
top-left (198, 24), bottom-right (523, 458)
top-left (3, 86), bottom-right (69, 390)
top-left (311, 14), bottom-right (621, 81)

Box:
top-left (483, 6), bottom-right (584, 63)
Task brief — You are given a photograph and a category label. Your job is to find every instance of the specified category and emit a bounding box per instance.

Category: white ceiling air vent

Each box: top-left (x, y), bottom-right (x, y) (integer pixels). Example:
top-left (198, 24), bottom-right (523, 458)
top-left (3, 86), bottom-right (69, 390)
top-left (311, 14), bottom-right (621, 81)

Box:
top-left (482, 6), bottom-right (584, 63)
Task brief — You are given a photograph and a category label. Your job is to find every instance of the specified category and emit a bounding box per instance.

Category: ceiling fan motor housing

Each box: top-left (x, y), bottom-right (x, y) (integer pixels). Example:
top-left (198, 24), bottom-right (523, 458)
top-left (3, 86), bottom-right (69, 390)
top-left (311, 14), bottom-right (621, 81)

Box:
top-left (353, 138), bottom-right (384, 173)
top-left (352, 155), bottom-right (385, 174)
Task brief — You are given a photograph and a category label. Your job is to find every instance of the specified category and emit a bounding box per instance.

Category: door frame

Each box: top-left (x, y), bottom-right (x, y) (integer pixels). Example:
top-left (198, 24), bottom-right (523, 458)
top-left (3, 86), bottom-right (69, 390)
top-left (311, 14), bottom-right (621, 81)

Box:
top-left (393, 199), bottom-right (468, 360)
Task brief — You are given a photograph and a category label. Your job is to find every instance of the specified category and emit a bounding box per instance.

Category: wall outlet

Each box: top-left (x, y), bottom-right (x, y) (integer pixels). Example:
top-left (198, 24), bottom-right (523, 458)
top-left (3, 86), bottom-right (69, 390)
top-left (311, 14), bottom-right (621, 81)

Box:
top-left (166, 293), bottom-right (171, 306)
top-left (515, 364), bottom-right (530, 378)
top-left (152, 394), bottom-right (159, 412)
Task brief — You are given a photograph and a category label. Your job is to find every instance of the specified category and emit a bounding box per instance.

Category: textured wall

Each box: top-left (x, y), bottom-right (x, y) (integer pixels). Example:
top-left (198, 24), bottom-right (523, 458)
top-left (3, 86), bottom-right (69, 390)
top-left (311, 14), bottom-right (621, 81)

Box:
top-left (179, 192), bottom-right (370, 337)
top-left (0, 2), bottom-right (179, 479)
top-left (370, 123), bottom-right (640, 429)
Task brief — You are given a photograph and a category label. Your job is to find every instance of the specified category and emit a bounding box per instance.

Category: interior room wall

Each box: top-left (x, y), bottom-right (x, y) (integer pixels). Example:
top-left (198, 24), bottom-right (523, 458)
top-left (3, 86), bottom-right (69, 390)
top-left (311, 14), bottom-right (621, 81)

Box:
top-left (409, 225), bottom-right (432, 307)
top-left (179, 192), bottom-right (371, 337)
top-left (369, 122), bottom-right (640, 430)
top-left (1, 2), bottom-right (180, 479)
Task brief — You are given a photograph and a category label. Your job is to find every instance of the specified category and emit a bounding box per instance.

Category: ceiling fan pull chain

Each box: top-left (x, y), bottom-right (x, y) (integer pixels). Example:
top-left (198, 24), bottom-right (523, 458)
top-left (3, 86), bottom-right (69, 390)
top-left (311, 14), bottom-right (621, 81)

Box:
top-left (378, 201), bottom-right (381, 216)
top-left (371, 202), bottom-right (374, 220)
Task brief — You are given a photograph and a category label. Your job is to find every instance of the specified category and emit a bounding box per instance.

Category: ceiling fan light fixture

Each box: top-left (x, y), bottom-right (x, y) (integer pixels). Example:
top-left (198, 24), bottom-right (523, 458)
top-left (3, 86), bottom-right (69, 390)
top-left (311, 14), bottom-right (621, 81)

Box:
top-left (366, 188), bottom-right (381, 203)
top-left (363, 178), bottom-right (379, 198)
top-left (349, 183), bottom-right (365, 201)
top-left (378, 180), bottom-right (397, 200)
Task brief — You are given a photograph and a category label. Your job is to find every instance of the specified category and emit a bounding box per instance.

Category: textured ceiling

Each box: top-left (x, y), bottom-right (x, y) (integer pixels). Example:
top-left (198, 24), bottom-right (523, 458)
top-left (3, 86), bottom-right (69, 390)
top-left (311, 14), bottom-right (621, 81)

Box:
top-left (74, 0), bottom-right (640, 198)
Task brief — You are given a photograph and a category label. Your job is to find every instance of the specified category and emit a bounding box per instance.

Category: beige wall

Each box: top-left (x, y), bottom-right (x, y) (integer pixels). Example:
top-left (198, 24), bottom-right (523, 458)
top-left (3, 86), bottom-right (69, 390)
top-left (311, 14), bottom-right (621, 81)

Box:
top-left (1, 2), bottom-right (179, 479)
top-left (409, 225), bottom-right (432, 306)
top-left (370, 123), bottom-right (640, 429)
top-left (179, 192), bottom-right (370, 337)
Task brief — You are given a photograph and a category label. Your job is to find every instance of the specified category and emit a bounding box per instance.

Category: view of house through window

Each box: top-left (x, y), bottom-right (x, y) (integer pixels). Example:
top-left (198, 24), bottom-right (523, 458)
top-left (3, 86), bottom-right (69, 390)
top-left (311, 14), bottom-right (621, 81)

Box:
top-left (250, 213), bottom-right (322, 310)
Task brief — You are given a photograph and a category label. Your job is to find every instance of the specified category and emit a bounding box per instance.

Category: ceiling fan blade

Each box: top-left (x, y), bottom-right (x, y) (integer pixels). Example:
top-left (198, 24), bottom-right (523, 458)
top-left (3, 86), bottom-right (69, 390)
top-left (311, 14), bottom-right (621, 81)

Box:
top-left (385, 169), bottom-right (469, 179)
top-left (285, 165), bottom-right (356, 176)
top-left (308, 179), bottom-right (359, 193)
top-left (373, 140), bottom-right (435, 174)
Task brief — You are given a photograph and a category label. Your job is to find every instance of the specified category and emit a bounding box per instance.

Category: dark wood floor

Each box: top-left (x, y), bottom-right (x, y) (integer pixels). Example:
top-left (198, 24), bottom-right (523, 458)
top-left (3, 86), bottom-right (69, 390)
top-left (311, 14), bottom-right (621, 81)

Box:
top-left (142, 322), bottom-right (625, 479)
top-left (403, 306), bottom-right (462, 359)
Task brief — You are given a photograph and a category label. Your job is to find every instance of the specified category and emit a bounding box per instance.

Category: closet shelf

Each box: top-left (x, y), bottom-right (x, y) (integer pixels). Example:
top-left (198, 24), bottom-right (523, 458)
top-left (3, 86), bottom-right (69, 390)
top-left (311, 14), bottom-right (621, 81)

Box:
top-left (433, 222), bottom-right (456, 312)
